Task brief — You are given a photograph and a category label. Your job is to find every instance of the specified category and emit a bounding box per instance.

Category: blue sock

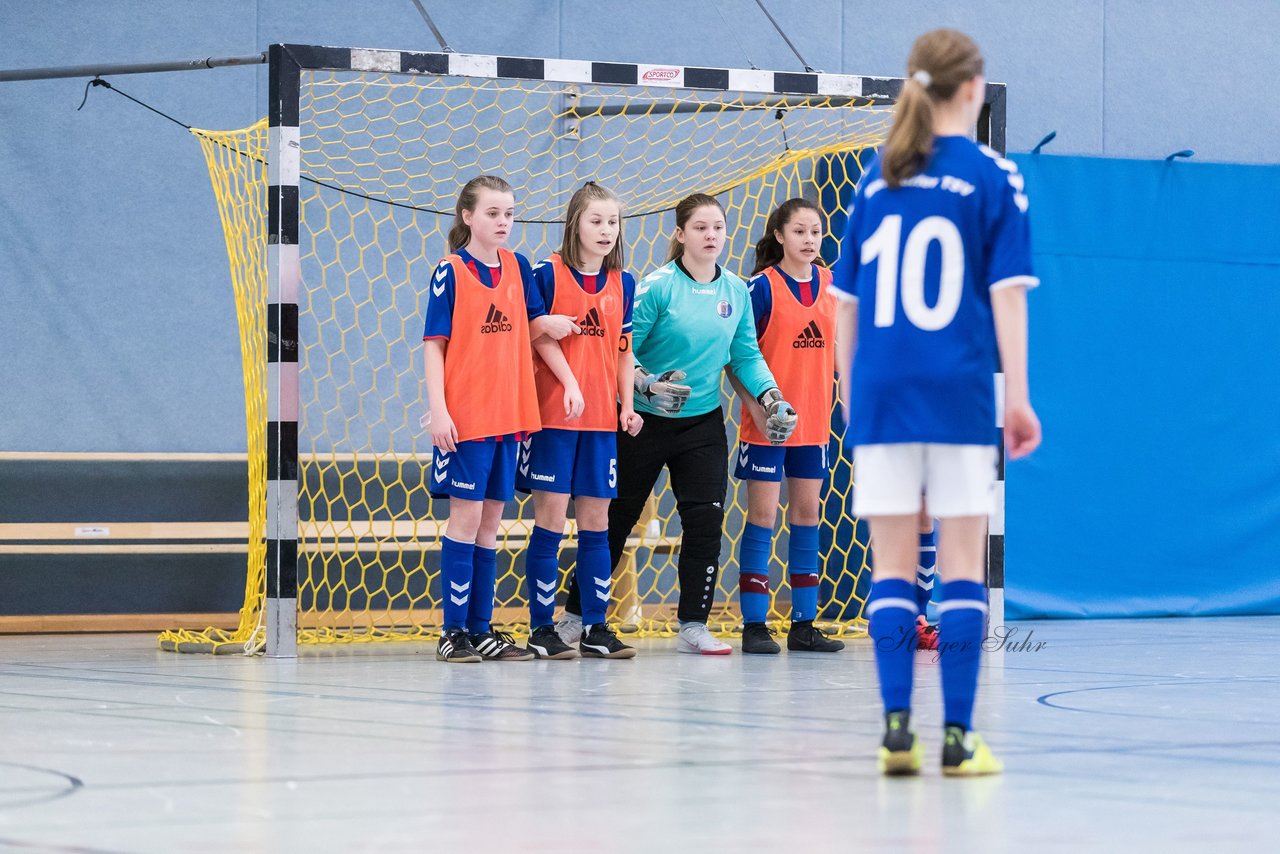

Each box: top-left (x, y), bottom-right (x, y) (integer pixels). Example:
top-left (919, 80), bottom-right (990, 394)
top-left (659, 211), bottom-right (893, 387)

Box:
top-left (867, 578), bottom-right (918, 713)
top-left (577, 528), bottom-right (611, 627)
top-left (738, 522), bottom-right (773, 624)
top-left (525, 525), bottom-right (561, 629)
top-left (939, 580), bottom-right (988, 730)
top-left (467, 545), bottom-right (498, 635)
top-left (440, 536), bottom-right (475, 631)
top-left (788, 523), bottom-right (820, 622)
top-left (916, 528), bottom-right (937, 616)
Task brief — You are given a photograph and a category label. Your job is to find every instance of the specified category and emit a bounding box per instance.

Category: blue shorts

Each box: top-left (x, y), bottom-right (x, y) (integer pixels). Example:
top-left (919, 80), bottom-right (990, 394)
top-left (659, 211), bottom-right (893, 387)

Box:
top-left (734, 442), bottom-right (829, 482)
top-left (430, 440), bottom-right (518, 501)
top-left (516, 428), bottom-right (618, 498)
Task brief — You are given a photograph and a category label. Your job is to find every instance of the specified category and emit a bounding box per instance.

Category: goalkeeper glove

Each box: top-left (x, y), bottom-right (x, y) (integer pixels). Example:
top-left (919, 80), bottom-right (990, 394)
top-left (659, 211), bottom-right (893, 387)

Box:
top-left (758, 388), bottom-right (797, 444)
top-left (635, 366), bottom-right (692, 415)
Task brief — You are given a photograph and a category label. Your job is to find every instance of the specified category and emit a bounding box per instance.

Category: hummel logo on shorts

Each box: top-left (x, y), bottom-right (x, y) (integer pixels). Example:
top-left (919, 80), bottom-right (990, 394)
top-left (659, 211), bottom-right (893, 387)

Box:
top-left (792, 320), bottom-right (825, 349)
top-left (481, 304), bottom-right (513, 334)
top-left (579, 307), bottom-right (606, 337)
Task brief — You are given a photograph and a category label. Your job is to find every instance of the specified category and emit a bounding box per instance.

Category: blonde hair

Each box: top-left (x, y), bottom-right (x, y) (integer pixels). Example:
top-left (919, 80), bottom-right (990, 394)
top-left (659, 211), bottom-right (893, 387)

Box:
top-left (558, 181), bottom-right (624, 272)
top-left (881, 29), bottom-right (985, 189)
top-left (665, 193), bottom-right (725, 262)
top-left (447, 175), bottom-right (514, 251)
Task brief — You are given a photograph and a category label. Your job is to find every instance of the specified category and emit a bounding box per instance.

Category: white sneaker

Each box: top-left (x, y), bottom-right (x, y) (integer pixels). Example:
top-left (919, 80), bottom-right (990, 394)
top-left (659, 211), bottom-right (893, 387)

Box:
top-left (676, 622), bottom-right (732, 656)
top-left (554, 612), bottom-right (583, 645)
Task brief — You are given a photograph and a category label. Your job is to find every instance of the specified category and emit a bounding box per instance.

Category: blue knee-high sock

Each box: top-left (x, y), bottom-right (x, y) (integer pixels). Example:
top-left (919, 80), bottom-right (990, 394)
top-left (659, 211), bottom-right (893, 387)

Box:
top-left (577, 528), bottom-right (611, 627)
top-left (939, 580), bottom-right (988, 730)
top-left (916, 528), bottom-right (937, 616)
top-left (738, 522), bottom-right (773, 624)
top-left (440, 536), bottom-right (475, 631)
top-left (867, 578), bottom-right (918, 713)
top-left (525, 525), bottom-right (561, 629)
top-left (788, 523), bottom-right (820, 622)
top-left (467, 545), bottom-right (498, 635)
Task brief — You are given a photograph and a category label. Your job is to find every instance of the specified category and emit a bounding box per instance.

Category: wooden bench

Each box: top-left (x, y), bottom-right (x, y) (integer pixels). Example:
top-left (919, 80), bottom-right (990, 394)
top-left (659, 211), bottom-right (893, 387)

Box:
top-left (0, 452), bottom-right (680, 633)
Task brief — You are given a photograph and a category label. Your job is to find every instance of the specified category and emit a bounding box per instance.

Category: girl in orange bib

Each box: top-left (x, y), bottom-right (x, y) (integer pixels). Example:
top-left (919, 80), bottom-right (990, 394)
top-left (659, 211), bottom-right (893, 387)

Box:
top-left (516, 182), bottom-right (643, 660)
top-left (422, 175), bottom-right (582, 663)
top-left (731, 199), bottom-right (845, 655)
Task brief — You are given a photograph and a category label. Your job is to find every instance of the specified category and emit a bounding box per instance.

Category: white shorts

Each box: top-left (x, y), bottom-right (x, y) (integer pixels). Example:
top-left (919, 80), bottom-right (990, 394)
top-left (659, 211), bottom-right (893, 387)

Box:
top-left (853, 443), bottom-right (998, 518)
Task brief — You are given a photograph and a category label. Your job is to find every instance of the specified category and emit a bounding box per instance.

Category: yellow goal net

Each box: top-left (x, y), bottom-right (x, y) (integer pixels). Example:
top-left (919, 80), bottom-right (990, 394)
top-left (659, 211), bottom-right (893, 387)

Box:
top-left (160, 51), bottom-right (894, 653)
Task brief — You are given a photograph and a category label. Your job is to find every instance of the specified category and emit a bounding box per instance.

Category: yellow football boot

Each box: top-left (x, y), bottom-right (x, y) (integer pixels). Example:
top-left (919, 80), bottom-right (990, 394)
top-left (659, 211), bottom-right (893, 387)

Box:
top-left (879, 711), bottom-right (924, 776)
top-left (941, 726), bottom-right (1004, 777)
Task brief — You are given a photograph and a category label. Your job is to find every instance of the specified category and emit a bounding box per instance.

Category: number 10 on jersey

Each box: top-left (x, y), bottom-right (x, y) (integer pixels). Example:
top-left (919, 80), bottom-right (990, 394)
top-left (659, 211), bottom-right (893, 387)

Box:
top-left (862, 215), bottom-right (965, 331)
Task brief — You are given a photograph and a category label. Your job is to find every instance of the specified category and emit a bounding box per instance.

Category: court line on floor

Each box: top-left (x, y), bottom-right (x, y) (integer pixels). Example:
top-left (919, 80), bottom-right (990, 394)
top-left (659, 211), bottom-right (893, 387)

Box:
top-left (1037, 679), bottom-right (1280, 725)
top-left (1, 655), bottom-right (1209, 709)
top-left (0, 763), bottom-right (84, 812)
top-left (0, 839), bottom-right (133, 854)
top-left (0, 660), bottom-right (1183, 744)
top-left (1, 676), bottom-right (1255, 776)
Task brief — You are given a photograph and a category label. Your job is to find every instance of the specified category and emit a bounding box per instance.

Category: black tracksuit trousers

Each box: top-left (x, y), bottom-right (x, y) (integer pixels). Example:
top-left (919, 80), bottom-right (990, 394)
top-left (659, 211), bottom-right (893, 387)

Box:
top-left (564, 407), bottom-right (729, 624)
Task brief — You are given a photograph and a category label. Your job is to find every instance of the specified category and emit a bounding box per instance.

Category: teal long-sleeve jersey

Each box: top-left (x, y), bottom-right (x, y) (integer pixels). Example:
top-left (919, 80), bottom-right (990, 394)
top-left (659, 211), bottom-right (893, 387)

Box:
top-left (631, 260), bottom-right (777, 418)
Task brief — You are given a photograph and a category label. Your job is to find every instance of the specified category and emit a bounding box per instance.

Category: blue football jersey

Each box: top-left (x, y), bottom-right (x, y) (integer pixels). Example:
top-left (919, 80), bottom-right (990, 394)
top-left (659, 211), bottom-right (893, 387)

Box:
top-left (833, 136), bottom-right (1037, 446)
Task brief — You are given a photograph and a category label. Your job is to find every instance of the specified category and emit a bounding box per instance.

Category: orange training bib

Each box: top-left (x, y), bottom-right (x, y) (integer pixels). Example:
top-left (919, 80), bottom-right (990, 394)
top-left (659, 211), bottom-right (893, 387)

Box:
top-left (442, 249), bottom-right (541, 441)
top-left (740, 265), bottom-right (836, 447)
top-left (534, 254), bottom-right (626, 431)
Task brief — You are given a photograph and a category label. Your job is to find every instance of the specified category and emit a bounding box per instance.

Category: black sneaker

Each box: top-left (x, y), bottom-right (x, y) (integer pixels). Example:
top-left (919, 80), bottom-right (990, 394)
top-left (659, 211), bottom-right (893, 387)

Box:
top-left (527, 625), bottom-right (580, 660)
top-left (787, 620), bottom-right (846, 652)
top-left (436, 628), bottom-right (482, 663)
top-left (579, 623), bottom-right (637, 659)
top-left (470, 629), bottom-right (535, 661)
top-left (879, 710), bottom-right (923, 775)
top-left (741, 622), bottom-right (781, 655)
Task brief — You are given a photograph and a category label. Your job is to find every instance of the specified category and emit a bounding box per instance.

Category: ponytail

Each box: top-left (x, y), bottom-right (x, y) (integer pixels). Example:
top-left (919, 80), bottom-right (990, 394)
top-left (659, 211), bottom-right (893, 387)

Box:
top-left (881, 29), bottom-right (985, 189)
top-left (880, 80), bottom-right (936, 189)
top-left (448, 174), bottom-right (513, 251)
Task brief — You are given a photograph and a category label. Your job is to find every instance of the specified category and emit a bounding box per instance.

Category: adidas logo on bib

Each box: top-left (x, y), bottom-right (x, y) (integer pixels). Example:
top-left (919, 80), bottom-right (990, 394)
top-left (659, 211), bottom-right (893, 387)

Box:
top-left (480, 303), bottom-right (513, 334)
top-left (579, 307), bottom-right (606, 337)
top-left (792, 320), bottom-right (825, 349)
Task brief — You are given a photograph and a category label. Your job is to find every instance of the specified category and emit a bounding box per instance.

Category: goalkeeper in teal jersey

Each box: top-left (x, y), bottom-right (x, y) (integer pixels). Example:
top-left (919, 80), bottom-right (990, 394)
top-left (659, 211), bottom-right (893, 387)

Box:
top-left (559, 193), bottom-right (798, 655)
top-left (628, 250), bottom-right (775, 418)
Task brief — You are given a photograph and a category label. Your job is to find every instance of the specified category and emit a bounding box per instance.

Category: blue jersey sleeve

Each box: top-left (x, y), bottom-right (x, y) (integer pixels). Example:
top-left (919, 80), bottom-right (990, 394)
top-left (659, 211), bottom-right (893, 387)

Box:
top-left (621, 270), bottom-right (636, 334)
top-left (422, 259), bottom-right (456, 339)
top-left (980, 147), bottom-right (1038, 291)
top-left (531, 258), bottom-right (557, 315)
top-left (518, 253), bottom-right (548, 319)
top-left (746, 272), bottom-right (772, 336)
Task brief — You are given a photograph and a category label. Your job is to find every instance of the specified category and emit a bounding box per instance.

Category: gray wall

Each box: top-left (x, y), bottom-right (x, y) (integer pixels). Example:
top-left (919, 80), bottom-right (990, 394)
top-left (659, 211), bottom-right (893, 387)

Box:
top-left (2, 0), bottom-right (1275, 452)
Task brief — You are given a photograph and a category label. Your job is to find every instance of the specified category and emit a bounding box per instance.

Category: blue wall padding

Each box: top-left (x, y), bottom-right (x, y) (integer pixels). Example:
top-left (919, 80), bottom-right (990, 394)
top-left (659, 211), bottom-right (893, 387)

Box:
top-left (1006, 154), bottom-right (1280, 618)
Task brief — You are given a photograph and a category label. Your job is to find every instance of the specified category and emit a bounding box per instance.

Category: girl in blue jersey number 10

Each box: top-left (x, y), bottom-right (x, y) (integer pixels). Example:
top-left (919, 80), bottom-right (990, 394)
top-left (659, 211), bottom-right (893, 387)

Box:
top-left (834, 30), bottom-right (1041, 777)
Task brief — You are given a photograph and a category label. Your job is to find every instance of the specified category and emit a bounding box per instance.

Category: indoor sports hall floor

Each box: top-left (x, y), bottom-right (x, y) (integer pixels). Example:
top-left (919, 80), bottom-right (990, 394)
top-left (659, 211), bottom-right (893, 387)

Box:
top-left (1, 616), bottom-right (1276, 853)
